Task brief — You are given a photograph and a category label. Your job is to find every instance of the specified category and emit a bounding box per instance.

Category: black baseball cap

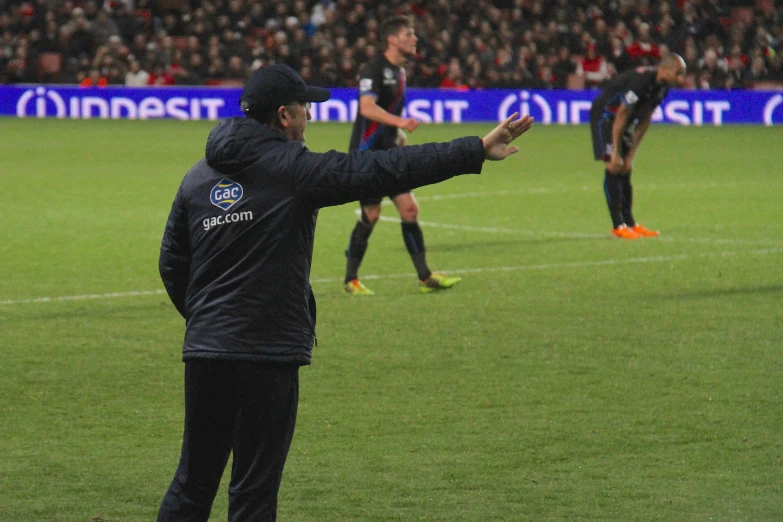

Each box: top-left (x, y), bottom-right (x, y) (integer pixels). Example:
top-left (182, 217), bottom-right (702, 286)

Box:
top-left (240, 64), bottom-right (331, 112)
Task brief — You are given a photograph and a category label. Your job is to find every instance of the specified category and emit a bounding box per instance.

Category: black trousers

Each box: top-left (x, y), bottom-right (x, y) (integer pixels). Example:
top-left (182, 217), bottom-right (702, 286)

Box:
top-left (157, 360), bottom-right (299, 522)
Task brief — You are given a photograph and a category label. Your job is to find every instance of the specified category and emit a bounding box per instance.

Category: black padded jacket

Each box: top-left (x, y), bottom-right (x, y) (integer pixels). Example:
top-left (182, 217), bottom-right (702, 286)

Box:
top-left (159, 116), bottom-right (485, 365)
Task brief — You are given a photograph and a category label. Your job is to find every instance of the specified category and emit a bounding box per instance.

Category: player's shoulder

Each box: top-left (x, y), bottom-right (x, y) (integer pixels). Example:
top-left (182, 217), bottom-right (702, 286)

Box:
top-left (616, 65), bottom-right (653, 81)
top-left (360, 54), bottom-right (385, 75)
top-left (631, 66), bottom-right (658, 84)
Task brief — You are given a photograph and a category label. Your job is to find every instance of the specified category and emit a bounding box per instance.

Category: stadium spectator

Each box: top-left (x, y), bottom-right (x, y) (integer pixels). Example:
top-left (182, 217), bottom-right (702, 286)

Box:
top-left (440, 57), bottom-right (468, 89)
top-left (206, 53), bottom-right (226, 79)
top-left (591, 17), bottom-right (613, 57)
top-left (744, 54), bottom-right (770, 86)
top-left (696, 48), bottom-right (729, 89)
top-left (768, 53), bottom-right (783, 82)
top-left (39, 20), bottom-right (63, 53)
top-left (147, 64), bottom-right (174, 86)
top-left (68, 14), bottom-right (95, 59)
top-left (552, 46), bottom-right (577, 88)
top-left (125, 60), bottom-right (150, 86)
top-left (654, 14), bottom-right (679, 52)
top-left (535, 63), bottom-right (556, 89)
top-left (178, 53), bottom-right (206, 85)
top-left (608, 35), bottom-right (634, 74)
top-left (79, 69), bottom-right (108, 87)
top-left (225, 55), bottom-right (249, 80)
top-left (92, 9), bottom-right (120, 46)
top-left (581, 42), bottom-right (611, 88)
top-left (5, 43), bottom-right (34, 83)
top-left (627, 22), bottom-right (662, 67)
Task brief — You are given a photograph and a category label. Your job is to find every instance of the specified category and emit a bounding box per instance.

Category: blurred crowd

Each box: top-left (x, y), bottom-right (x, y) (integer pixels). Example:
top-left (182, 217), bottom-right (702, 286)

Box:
top-left (2, 0), bottom-right (782, 89)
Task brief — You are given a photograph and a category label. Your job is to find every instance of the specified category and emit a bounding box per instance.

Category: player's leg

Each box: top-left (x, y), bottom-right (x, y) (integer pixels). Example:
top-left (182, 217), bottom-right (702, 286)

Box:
top-left (344, 200), bottom-right (381, 295)
top-left (619, 133), bottom-right (659, 237)
top-left (392, 192), bottom-right (461, 292)
top-left (619, 170), bottom-right (636, 229)
top-left (227, 363), bottom-right (299, 522)
top-left (157, 361), bottom-right (234, 522)
top-left (592, 116), bottom-right (639, 239)
top-left (623, 171), bottom-right (659, 237)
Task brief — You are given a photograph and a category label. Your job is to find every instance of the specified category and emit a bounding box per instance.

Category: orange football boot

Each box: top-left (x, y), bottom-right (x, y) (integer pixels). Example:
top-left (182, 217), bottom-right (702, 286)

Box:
top-left (632, 224), bottom-right (660, 237)
top-left (611, 224), bottom-right (642, 239)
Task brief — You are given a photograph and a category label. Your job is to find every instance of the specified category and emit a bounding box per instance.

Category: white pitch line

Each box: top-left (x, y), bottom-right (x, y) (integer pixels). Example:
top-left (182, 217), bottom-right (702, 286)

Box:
top-left (2, 248), bottom-right (780, 306)
top-left (0, 289), bottom-right (166, 306)
top-left (391, 181), bottom-right (747, 206)
top-left (368, 215), bottom-right (782, 246)
top-left (309, 247), bottom-right (783, 284)
top-left (372, 215), bottom-right (603, 239)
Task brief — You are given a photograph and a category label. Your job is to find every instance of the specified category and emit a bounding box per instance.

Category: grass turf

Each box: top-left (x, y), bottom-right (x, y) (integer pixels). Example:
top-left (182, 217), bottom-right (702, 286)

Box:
top-left (0, 119), bottom-right (781, 521)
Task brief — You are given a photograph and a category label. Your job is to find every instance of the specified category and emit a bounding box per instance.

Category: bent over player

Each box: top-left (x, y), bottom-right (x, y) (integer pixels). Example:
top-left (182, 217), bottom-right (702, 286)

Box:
top-left (343, 15), bottom-right (461, 294)
top-left (590, 52), bottom-right (686, 239)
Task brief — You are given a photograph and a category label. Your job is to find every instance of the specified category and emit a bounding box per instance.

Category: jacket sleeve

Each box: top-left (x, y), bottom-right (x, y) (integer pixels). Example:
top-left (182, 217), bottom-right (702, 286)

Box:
top-left (159, 185), bottom-right (191, 319)
top-left (290, 136), bottom-right (485, 208)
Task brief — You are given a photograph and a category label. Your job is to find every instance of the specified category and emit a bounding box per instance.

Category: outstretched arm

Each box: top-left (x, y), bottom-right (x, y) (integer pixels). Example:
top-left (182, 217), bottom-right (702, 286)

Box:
top-left (481, 113), bottom-right (535, 160)
top-left (292, 113), bottom-right (534, 208)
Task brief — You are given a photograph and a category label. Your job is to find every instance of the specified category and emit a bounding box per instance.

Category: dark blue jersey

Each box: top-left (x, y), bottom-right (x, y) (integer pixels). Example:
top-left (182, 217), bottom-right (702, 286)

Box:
top-left (590, 66), bottom-right (669, 127)
top-left (349, 54), bottom-right (407, 152)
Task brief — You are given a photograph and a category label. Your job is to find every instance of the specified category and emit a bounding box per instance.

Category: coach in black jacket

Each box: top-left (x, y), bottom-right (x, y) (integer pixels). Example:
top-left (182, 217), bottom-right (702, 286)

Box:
top-left (156, 64), bottom-right (533, 522)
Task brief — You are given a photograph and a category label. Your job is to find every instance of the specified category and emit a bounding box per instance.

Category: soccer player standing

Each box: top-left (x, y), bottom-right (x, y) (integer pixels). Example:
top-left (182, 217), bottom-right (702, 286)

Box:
top-left (343, 15), bottom-right (462, 294)
top-left (590, 53), bottom-right (687, 239)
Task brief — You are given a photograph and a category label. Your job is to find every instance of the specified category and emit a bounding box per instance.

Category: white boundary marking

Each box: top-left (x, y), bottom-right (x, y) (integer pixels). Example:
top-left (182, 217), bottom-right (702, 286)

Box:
top-left (6, 248), bottom-right (775, 306)
top-left (388, 183), bottom-right (746, 206)
top-left (3, 183), bottom-right (779, 306)
top-left (368, 215), bottom-right (783, 246)
top-left (0, 289), bottom-right (166, 306)
top-left (374, 215), bottom-right (603, 239)
top-left (310, 247), bottom-right (783, 284)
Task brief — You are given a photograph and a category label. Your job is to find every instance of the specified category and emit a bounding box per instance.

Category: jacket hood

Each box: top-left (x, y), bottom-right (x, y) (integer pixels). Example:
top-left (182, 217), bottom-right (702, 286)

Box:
top-left (205, 117), bottom-right (286, 173)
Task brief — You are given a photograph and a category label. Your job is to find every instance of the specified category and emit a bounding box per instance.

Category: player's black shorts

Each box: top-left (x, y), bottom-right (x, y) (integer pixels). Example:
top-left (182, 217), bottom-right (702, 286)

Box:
top-left (352, 145), bottom-right (409, 207)
top-left (359, 191), bottom-right (410, 207)
top-left (590, 112), bottom-right (633, 161)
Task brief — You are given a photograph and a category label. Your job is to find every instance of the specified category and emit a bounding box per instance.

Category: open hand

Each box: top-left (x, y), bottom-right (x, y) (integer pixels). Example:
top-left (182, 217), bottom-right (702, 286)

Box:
top-left (607, 153), bottom-right (624, 174)
top-left (481, 113), bottom-right (534, 161)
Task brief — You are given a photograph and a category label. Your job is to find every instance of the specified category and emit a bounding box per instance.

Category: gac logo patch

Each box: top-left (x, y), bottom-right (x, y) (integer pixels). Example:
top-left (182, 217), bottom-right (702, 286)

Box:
top-left (210, 178), bottom-right (243, 211)
top-left (359, 78), bottom-right (373, 93)
top-left (623, 90), bottom-right (639, 105)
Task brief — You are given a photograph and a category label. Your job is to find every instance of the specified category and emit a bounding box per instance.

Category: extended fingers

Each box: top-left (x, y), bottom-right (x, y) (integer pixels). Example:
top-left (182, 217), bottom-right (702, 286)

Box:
top-left (501, 112), bottom-right (519, 128)
top-left (509, 115), bottom-right (534, 137)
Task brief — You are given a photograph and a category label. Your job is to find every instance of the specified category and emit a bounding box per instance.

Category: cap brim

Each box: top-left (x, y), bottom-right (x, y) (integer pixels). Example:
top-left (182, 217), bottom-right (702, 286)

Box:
top-left (305, 86), bottom-right (331, 103)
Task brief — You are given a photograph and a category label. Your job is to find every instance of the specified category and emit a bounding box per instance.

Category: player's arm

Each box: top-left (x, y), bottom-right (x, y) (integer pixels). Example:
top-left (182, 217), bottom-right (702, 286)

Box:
top-left (359, 94), bottom-right (419, 132)
top-left (609, 103), bottom-right (632, 172)
top-left (623, 110), bottom-right (652, 172)
top-left (292, 114), bottom-right (532, 208)
top-left (630, 111), bottom-right (652, 153)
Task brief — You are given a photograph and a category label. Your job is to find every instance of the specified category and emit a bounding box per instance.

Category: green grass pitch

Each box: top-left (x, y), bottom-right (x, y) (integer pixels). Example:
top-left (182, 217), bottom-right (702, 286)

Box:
top-left (1, 118), bottom-right (781, 521)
